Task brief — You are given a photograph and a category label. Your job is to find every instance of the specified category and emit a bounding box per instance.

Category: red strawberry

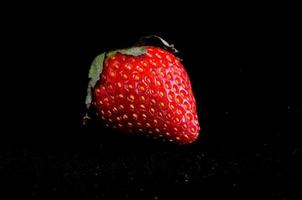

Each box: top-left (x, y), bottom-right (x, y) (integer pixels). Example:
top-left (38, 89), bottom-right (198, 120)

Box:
top-left (85, 37), bottom-right (200, 144)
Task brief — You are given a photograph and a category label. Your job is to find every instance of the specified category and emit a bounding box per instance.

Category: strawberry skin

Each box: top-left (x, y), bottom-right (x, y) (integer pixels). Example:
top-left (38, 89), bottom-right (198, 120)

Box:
top-left (92, 46), bottom-right (200, 144)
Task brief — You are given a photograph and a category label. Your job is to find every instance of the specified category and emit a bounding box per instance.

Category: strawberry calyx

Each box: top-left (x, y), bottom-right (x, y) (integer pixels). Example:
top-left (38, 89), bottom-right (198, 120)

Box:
top-left (106, 46), bottom-right (147, 58)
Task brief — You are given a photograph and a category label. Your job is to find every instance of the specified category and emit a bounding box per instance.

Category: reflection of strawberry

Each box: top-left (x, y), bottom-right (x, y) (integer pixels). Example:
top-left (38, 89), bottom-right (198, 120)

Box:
top-left (85, 37), bottom-right (200, 144)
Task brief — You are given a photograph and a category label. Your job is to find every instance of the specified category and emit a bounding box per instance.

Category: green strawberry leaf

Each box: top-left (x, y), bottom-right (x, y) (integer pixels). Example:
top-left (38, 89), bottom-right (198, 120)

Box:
top-left (88, 53), bottom-right (106, 85)
top-left (85, 53), bottom-right (105, 108)
top-left (106, 46), bottom-right (147, 58)
top-left (83, 52), bottom-right (106, 125)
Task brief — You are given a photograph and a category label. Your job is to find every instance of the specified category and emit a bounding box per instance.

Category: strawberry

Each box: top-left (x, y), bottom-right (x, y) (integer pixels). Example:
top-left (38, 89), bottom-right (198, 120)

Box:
top-left (84, 36), bottom-right (200, 144)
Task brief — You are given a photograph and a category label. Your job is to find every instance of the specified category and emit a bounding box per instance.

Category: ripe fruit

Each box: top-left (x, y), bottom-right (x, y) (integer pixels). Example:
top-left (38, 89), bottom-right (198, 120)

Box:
top-left (85, 36), bottom-right (200, 144)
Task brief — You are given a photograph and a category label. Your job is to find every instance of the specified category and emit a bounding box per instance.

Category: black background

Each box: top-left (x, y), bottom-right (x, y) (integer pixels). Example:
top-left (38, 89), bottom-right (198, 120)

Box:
top-left (1, 6), bottom-right (302, 200)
